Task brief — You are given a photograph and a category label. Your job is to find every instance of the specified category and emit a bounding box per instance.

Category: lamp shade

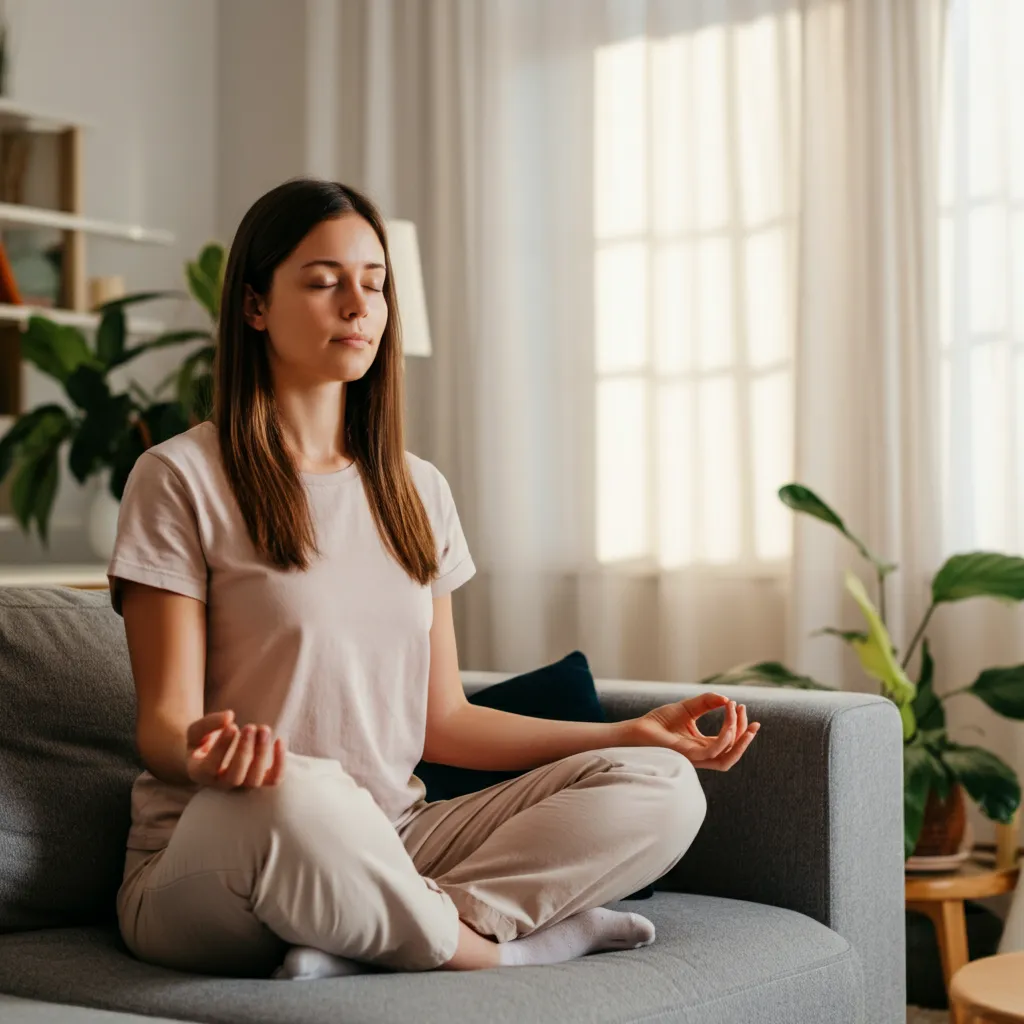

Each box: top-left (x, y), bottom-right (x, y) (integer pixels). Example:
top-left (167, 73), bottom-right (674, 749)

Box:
top-left (385, 219), bottom-right (432, 358)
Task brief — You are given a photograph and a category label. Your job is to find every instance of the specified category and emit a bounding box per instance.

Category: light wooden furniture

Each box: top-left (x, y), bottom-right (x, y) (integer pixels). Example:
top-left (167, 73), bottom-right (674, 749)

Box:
top-left (907, 834), bottom-right (1021, 1024)
top-left (0, 97), bottom-right (174, 418)
top-left (950, 951), bottom-right (1024, 1023)
top-left (0, 564), bottom-right (108, 589)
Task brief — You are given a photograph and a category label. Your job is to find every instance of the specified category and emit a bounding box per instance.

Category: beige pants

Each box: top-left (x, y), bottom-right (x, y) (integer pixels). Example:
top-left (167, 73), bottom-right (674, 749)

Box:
top-left (117, 746), bottom-right (706, 977)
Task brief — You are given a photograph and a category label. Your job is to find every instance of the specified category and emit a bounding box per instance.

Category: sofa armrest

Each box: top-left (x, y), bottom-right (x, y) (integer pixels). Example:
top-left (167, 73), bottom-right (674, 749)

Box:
top-left (462, 671), bottom-right (906, 1023)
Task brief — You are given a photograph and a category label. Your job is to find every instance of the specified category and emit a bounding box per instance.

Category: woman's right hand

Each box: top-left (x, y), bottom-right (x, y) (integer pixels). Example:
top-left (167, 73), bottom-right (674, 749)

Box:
top-left (186, 710), bottom-right (287, 789)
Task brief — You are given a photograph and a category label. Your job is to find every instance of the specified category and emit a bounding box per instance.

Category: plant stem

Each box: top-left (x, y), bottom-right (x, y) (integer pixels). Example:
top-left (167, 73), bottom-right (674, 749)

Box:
top-left (901, 603), bottom-right (936, 670)
top-left (941, 684), bottom-right (972, 701)
top-left (877, 567), bottom-right (887, 627)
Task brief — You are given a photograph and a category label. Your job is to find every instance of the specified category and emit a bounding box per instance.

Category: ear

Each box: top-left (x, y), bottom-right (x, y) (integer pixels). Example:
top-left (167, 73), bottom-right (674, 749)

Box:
top-left (243, 285), bottom-right (267, 331)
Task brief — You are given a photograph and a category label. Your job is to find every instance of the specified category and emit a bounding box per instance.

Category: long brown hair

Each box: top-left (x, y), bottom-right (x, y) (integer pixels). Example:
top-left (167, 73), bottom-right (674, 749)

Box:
top-left (213, 178), bottom-right (439, 585)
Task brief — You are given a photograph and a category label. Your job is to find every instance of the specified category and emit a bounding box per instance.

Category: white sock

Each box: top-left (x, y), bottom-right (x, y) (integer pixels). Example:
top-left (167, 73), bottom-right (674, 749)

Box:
top-left (497, 908), bottom-right (656, 968)
top-left (272, 946), bottom-right (371, 981)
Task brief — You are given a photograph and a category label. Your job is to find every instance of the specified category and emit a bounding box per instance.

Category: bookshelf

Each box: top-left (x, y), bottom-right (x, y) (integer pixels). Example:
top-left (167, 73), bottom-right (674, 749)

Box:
top-left (0, 98), bottom-right (175, 418)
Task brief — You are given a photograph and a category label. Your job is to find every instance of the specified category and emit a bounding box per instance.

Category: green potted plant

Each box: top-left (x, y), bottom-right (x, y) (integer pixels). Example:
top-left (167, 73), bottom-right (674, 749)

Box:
top-left (0, 242), bottom-right (223, 557)
top-left (703, 485), bottom-right (1024, 860)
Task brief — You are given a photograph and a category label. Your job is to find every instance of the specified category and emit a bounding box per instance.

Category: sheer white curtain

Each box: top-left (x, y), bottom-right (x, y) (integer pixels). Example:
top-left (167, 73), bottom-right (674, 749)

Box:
top-left (935, 0), bottom-right (1024, 946)
top-left (336, 0), bottom-right (951, 681)
top-left (338, 0), bottom-right (805, 681)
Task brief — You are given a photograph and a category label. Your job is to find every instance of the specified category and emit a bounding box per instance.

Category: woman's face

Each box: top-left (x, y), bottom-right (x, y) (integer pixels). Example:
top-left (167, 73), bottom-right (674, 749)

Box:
top-left (248, 213), bottom-right (388, 384)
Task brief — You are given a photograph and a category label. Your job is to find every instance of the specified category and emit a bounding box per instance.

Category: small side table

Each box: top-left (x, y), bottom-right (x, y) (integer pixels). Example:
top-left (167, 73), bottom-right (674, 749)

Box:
top-left (950, 951), bottom-right (1024, 1023)
top-left (907, 859), bottom-right (1021, 1024)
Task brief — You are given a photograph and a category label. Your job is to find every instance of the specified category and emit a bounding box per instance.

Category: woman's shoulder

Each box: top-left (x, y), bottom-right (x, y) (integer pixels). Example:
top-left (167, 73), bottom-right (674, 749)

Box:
top-left (403, 450), bottom-right (449, 490)
top-left (403, 451), bottom-right (456, 512)
top-left (138, 421), bottom-right (221, 485)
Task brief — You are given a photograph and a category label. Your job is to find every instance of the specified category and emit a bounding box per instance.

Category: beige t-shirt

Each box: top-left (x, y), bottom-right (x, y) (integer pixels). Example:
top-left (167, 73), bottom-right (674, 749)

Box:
top-left (108, 421), bottom-right (475, 852)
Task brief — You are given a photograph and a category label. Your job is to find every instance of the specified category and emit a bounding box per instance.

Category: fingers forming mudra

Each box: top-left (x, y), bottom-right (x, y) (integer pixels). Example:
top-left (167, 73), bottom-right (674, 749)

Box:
top-left (187, 709), bottom-right (287, 789)
top-left (631, 692), bottom-right (761, 771)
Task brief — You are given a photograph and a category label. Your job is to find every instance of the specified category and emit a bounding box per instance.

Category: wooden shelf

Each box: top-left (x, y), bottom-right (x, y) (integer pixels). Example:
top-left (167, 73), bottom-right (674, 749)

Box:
top-left (0, 303), bottom-right (164, 336)
top-left (0, 564), bottom-right (109, 588)
top-left (0, 98), bottom-right (90, 134)
top-left (0, 202), bottom-right (174, 245)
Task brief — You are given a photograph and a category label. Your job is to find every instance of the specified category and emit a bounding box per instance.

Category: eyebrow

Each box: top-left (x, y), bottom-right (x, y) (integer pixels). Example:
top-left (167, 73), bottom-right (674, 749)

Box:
top-left (300, 259), bottom-right (386, 271)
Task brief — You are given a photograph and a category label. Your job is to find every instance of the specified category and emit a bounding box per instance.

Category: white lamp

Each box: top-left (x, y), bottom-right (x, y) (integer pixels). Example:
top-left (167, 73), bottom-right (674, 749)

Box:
top-left (385, 220), bottom-right (432, 358)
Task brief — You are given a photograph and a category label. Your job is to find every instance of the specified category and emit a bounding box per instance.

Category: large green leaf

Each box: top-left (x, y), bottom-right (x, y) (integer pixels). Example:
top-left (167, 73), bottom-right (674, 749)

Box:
top-left (67, 394), bottom-right (132, 484)
top-left (779, 484), bottom-right (896, 576)
top-left (196, 242), bottom-right (225, 294)
top-left (18, 405), bottom-right (73, 458)
top-left (186, 259), bottom-right (220, 321)
top-left (0, 404), bottom-right (67, 481)
top-left (68, 419), bottom-right (106, 484)
top-left (21, 317), bottom-right (98, 384)
top-left (700, 661), bottom-right (833, 691)
top-left (904, 740), bottom-right (941, 859)
top-left (141, 401), bottom-right (190, 446)
top-left (967, 665), bottom-right (1024, 720)
top-left (95, 305), bottom-right (125, 367)
top-left (932, 552), bottom-right (1024, 604)
top-left (65, 364), bottom-right (111, 413)
top-left (942, 743), bottom-right (1021, 824)
top-left (9, 416), bottom-right (72, 543)
top-left (173, 344), bottom-right (215, 420)
top-left (31, 450), bottom-right (60, 544)
top-left (845, 571), bottom-right (916, 738)
top-left (911, 639), bottom-right (944, 733)
top-left (94, 290), bottom-right (176, 311)
top-left (107, 329), bottom-right (211, 370)
top-left (108, 425), bottom-right (146, 501)
top-left (817, 627), bottom-right (869, 644)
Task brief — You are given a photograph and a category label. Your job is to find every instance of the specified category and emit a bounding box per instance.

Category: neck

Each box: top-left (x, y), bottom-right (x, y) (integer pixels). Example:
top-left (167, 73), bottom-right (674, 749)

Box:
top-left (272, 376), bottom-right (350, 473)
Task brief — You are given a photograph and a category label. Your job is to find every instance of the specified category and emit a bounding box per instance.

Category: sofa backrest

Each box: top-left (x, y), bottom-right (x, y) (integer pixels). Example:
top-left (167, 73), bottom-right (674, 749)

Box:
top-left (0, 586), bottom-right (140, 933)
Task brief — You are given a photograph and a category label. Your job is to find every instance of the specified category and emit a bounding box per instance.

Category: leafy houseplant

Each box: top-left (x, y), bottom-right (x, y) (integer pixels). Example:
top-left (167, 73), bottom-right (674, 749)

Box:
top-left (703, 485), bottom-right (1024, 859)
top-left (0, 243), bottom-right (224, 545)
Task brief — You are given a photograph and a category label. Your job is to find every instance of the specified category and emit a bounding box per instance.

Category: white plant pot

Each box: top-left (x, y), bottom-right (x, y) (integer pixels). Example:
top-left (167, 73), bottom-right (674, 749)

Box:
top-left (87, 471), bottom-right (120, 562)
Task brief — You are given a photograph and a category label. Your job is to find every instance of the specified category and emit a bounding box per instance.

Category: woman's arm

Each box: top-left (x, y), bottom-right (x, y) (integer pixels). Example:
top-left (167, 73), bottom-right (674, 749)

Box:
top-left (122, 580), bottom-right (208, 785)
top-left (423, 594), bottom-right (628, 771)
top-left (121, 580), bottom-right (285, 787)
top-left (423, 594), bottom-right (758, 772)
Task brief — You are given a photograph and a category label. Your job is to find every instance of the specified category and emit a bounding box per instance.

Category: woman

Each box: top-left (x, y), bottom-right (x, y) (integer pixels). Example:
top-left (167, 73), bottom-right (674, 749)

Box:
top-left (110, 178), bottom-right (760, 980)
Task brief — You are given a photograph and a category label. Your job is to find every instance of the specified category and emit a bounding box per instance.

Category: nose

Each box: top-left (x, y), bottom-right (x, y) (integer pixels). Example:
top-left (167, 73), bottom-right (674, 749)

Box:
top-left (338, 282), bottom-right (370, 322)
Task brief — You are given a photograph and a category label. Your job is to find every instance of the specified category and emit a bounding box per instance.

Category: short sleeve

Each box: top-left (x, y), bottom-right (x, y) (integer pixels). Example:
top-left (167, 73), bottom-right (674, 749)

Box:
top-left (107, 452), bottom-right (208, 615)
top-left (431, 471), bottom-right (476, 597)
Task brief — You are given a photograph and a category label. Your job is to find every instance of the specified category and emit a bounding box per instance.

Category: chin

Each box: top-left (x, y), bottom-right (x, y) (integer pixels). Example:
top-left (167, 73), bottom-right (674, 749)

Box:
top-left (324, 351), bottom-right (376, 382)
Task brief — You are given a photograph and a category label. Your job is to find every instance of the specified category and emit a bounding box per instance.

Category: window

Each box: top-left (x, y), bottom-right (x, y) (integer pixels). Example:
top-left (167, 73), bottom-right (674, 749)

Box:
top-left (593, 13), bottom-right (801, 569)
top-left (939, 0), bottom-right (1024, 555)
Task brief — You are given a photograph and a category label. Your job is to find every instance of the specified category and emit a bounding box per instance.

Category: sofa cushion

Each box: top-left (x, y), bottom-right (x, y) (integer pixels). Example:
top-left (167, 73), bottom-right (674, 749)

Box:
top-left (0, 893), bottom-right (863, 1024)
top-left (0, 588), bottom-right (140, 933)
top-left (415, 650), bottom-right (605, 801)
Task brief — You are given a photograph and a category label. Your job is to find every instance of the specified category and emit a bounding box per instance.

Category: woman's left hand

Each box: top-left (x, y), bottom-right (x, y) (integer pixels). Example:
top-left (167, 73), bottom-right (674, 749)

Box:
top-left (624, 693), bottom-right (761, 771)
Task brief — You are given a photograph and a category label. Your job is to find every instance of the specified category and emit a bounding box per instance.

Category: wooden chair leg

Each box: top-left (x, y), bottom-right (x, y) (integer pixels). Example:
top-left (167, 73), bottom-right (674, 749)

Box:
top-left (908, 899), bottom-right (970, 1024)
top-left (935, 900), bottom-right (970, 1024)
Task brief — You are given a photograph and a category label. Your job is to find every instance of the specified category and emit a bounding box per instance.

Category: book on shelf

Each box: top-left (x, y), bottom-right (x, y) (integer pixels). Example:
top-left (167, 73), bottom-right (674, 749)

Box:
top-left (0, 238), bottom-right (22, 305)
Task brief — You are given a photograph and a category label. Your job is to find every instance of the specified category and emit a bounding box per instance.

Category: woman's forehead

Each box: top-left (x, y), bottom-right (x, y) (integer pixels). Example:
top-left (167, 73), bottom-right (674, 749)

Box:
top-left (289, 214), bottom-right (385, 267)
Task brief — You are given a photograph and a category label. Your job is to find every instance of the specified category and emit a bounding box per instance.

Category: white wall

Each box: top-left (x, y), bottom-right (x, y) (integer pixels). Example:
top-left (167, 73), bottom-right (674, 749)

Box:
top-left (1, 0), bottom-right (217, 563)
top-left (216, 0), bottom-right (341, 241)
top-left (217, 0), bottom-right (307, 241)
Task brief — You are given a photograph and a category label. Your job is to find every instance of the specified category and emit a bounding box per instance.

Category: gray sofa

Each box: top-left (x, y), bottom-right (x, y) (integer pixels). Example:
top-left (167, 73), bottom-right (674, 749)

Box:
top-left (0, 586), bottom-right (905, 1023)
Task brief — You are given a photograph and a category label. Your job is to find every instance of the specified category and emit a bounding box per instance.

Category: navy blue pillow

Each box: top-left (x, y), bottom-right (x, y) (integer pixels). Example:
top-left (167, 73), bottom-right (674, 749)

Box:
top-left (415, 650), bottom-right (653, 900)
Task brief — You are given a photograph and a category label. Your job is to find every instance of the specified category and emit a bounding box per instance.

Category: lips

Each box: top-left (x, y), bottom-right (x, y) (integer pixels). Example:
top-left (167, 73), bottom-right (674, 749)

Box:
top-left (331, 335), bottom-right (370, 347)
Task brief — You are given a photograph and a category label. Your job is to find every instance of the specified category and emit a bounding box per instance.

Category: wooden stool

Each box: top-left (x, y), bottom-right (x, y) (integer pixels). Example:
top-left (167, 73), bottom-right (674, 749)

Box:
top-left (949, 951), bottom-right (1024, 1023)
top-left (906, 860), bottom-right (1020, 1023)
